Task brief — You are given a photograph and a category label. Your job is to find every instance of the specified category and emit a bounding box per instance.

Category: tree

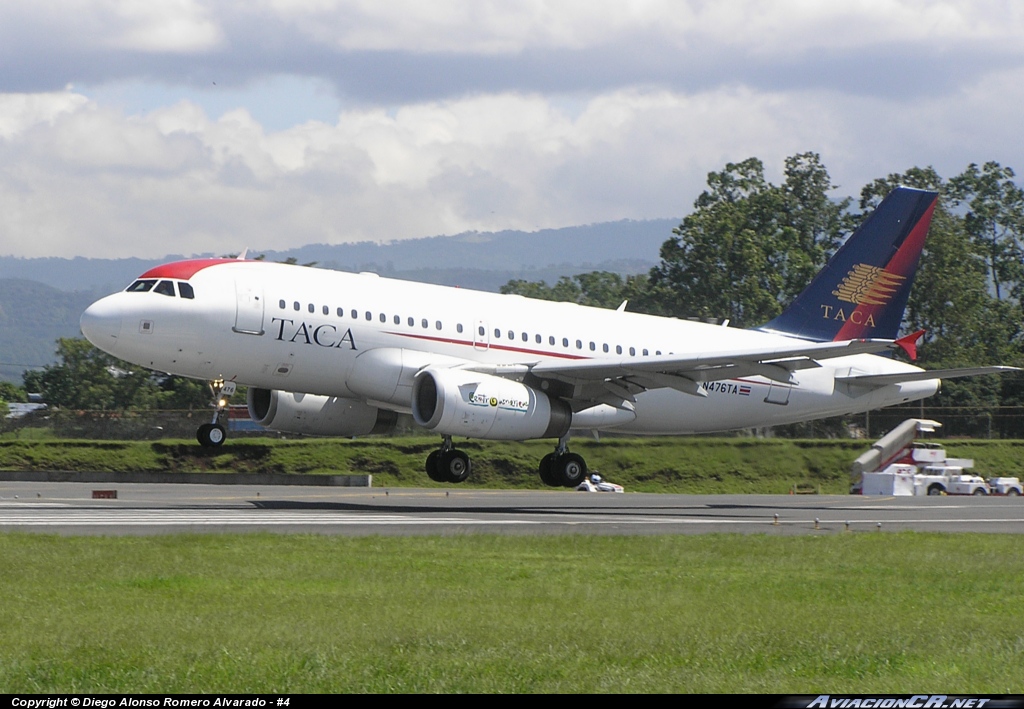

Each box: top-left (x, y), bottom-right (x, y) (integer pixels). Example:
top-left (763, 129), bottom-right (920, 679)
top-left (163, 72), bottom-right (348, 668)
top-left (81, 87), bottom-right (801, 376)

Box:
top-left (948, 162), bottom-right (1024, 303)
top-left (648, 153), bottom-right (851, 327)
top-left (501, 271), bottom-right (652, 311)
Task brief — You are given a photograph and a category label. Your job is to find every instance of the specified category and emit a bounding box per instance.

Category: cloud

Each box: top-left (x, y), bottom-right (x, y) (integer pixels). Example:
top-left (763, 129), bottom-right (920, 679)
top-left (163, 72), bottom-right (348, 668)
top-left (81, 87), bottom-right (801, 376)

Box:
top-left (4, 72), bottom-right (1023, 260)
top-left (0, 2), bottom-right (1023, 260)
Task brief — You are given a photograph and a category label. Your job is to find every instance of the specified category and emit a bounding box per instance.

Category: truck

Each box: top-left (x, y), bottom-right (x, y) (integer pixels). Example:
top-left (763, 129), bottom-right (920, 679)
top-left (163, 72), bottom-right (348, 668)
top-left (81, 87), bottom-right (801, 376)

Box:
top-left (852, 419), bottom-right (1023, 497)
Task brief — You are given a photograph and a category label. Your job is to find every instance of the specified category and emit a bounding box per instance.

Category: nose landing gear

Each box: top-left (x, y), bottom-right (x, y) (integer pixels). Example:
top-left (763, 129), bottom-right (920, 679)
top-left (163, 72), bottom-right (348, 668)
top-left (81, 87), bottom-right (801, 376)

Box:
top-left (197, 379), bottom-right (235, 448)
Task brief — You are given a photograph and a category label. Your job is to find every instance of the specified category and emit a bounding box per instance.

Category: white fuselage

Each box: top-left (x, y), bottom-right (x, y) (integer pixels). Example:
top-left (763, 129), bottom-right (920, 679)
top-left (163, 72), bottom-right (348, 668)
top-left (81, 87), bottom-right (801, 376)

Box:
top-left (81, 260), bottom-right (938, 436)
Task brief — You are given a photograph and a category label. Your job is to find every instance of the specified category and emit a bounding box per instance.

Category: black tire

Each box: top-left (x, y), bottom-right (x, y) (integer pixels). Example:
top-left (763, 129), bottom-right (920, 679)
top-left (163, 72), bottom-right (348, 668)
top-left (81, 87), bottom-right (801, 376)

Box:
top-left (538, 453), bottom-right (561, 487)
top-left (440, 449), bottom-right (471, 483)
top-left (972, 487), bottom-right (987, 496)
top-left (927, 484), bottom-right (944, 496)
top-left (554, 452), bottom-right (588, 487)
top-left (425, 450), bottom-right (447, 483)
top-left (196, 423), bottom-right (226, 448)
top-left (1006, 488), bottom-right (1020, 497)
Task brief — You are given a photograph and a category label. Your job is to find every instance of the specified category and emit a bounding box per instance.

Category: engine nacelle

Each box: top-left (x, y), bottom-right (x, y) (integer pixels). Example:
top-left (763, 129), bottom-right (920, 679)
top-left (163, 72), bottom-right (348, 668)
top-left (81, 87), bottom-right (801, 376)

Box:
top-left (247, 388), bottom-right (397, 437)
top-left (411, 368), bottom-right (571, 440)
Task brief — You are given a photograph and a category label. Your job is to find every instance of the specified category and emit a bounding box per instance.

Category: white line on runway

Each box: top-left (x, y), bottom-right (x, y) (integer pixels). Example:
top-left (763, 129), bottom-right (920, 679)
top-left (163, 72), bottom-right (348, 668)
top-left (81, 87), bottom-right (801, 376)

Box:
top-left (1, 510), bottom-right (1024, 527)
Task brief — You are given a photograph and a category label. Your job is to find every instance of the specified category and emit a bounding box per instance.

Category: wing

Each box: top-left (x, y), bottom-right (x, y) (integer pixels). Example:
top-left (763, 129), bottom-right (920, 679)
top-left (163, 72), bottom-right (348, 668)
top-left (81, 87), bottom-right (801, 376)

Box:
top-left (471, 338), bottom-right (897, 409)
top-left (836, 366), bottom-right (1020, 388)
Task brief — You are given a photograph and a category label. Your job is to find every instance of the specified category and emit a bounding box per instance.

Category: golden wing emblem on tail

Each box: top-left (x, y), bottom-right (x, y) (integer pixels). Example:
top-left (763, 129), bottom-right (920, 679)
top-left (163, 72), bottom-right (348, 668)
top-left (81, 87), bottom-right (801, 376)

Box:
top-left (832, 264), bottom-right (906, 306)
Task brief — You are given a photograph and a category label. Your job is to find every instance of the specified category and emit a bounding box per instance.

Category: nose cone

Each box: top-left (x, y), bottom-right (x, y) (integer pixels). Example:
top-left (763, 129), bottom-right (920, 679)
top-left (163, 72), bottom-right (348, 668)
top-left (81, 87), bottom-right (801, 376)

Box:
top-left (80, 296), bottom-right (123, 354)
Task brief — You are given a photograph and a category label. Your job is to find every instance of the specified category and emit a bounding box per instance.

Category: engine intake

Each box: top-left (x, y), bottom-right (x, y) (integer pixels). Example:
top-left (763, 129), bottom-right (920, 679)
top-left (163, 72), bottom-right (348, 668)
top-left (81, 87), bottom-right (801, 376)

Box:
top-left (411, 368), bottom-right (571, 440)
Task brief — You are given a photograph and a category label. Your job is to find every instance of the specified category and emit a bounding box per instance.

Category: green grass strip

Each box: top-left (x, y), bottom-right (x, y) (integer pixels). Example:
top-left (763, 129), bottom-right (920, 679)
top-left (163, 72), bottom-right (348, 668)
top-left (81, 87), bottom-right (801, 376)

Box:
top-left (1, 532), bottom-right (1022, 693)
top-left (3, 437), bottom-right (1024, 493)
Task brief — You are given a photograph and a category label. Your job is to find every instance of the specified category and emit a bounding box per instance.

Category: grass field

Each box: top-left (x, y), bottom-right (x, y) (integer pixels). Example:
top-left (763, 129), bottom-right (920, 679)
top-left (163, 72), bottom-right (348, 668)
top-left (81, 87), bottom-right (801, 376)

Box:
top-left (3, 436), bottom-right (1024, 493)
top-left (1, 532), bottom-right (1022, 693)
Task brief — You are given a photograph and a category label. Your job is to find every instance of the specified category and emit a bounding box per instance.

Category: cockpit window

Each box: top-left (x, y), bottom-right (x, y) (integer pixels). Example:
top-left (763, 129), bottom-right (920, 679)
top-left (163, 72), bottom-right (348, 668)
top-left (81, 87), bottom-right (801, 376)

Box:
top-left (154, 280), bottom-right (176, 297)
top-left (126, 279), bottom-right (156, 293)
top-left (178, 282), bottom-right (195, 299)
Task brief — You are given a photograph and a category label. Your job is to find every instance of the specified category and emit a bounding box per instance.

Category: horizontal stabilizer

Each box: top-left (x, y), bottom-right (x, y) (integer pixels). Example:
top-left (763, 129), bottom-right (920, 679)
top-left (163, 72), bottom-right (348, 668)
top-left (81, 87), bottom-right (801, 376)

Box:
top-left (837, 366), bottom-right (1020, 388)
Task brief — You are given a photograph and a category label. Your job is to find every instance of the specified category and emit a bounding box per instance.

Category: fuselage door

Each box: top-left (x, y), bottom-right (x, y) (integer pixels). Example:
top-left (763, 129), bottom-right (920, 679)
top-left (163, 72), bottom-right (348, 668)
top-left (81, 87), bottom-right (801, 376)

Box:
top-left (764, 381), bottom-right (792, 406)
top-left (233, 281), bottom-right (265, 335)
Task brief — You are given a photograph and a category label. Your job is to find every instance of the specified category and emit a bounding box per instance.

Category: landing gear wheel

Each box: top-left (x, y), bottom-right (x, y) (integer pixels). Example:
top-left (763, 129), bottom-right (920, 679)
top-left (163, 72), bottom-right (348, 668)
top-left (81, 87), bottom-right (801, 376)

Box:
top-left (538, 453), bottom-right (561, 487)
top-left (425, 450), bottom-right (448, 483)
top-left (439, 449), bottom-right (471, 483)
top-left (197, 423), bottom-right (226, 448)
top-left (554, 452), bottom-right (588, 488)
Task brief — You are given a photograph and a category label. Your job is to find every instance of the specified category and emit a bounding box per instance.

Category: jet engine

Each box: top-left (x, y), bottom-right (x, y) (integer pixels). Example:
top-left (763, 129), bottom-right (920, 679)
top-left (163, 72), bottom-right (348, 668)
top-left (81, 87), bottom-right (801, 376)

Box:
top-left (411, 368), bottom-right (571, 440)
top-left (247, 388), bottom-right (397, 436)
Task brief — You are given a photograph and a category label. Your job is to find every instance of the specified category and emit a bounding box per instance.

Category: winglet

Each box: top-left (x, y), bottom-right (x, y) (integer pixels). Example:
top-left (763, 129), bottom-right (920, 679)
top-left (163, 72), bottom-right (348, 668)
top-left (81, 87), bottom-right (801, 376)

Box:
top-left (894, 329), bottom-right (926, 361)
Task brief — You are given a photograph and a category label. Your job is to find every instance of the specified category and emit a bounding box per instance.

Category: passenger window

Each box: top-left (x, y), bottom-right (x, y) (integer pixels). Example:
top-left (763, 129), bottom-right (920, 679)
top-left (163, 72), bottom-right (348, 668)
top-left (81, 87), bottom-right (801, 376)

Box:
top-left (563, 338), bottom-right (569, 347)
top-left (478, 326), bottom-right (485, 336)
top-left (154, 280), bottom-right (176, 297)
top-left (351, 309), bottom-right (358, 319)
top-left (178, 282), bottom-right (195, 300)
top-left (380, 313), bottom-right (386, 323)
top-left (365, 312), bottom-right (372, 321)
top-left (589, 342), bottom-right (596, 351)
top-left (394, 315), bottom-right (401, 325)
top-left (436, 321), bottom-right (442, 330)
top-left (422, 319), bottom-right (428, 329)
top-left (535, 334), bottom-right (541, 344)
top-left (126, 280), bottom-right (156, 293)
top-left (408, 317), bottom-right (414, 326)
top-left (323, 305), bottom-right (329, 315)
top-left (457, 324), bottom-right (464, 333)
top-left (308, 304), bottom-right (315, 313)
top-left (629, 347), bottom-right (635, 356)
top-left (643, 349), bottom-right (649, 356)
top-left (549, 336), bottom-right (555, 346)
top-left (522, 332), bottom-right (528, 342)
top-left (576, 340), bottom-right (582, 349)
top-left (615, 345), bottom-right (621, 354)
top-left (495, 328), bottom-right (501, 338)
top-left (337, 308), bottom-right (344, 317)
top-left (294, 302), bottom-right (300, 311)
top-left (279, 299), bottom-right (286, 309)
top-left (508, 330), bottom-right (514, 340)
top-left (602, 344), bottom-right (609, 353)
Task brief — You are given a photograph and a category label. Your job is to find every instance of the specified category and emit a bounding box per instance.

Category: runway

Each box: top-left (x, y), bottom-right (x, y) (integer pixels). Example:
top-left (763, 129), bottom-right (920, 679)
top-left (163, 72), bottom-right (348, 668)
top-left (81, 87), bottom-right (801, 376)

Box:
top-left (1, 481), bottom-right (1023, 535)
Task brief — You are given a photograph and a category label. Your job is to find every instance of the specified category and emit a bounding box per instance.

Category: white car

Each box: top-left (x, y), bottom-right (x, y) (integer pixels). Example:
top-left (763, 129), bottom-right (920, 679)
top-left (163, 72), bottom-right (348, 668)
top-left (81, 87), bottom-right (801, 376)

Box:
top-left (576, 474), bottom-right (624, 493)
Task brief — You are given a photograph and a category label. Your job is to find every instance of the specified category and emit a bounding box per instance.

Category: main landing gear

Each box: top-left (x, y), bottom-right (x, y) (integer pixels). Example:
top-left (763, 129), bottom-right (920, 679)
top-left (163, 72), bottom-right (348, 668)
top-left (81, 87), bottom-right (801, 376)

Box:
top-left (422, 435), bottom-right (588, 488)
top-left (538, 436), bottom-right (588, 488)
top-left (197, 379), bottom-right (236, 448)
top-left (426, 436), bottom-right (472, 483)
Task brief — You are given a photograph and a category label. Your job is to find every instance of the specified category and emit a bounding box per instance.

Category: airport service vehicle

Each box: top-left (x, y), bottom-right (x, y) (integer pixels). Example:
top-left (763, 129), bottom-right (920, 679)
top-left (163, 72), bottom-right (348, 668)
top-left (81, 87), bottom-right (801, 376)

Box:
top-left (575, 474), bottom-right (624, 493)
top-left (854, 419), bottom-right (1023, 496)
top-left (80, 188), bottom-right (1016, 488)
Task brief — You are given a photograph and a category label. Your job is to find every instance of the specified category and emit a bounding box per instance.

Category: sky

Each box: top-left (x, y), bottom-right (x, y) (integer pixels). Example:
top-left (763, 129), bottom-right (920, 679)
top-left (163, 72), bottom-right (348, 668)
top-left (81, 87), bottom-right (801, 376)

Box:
top-left (1, 0), bottom-right (1023, 259)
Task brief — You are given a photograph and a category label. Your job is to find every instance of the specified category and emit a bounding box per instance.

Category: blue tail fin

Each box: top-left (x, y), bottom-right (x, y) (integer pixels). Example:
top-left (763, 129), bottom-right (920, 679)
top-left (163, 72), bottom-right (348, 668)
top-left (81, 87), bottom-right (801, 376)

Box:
top-left (759, 186), bottom-right (938, 341)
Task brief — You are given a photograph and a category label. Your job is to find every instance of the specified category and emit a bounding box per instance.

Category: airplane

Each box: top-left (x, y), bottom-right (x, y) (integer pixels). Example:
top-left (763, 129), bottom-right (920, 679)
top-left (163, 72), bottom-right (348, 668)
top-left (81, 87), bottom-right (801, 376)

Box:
top-left (79, 187), bottom-right (1017, 487)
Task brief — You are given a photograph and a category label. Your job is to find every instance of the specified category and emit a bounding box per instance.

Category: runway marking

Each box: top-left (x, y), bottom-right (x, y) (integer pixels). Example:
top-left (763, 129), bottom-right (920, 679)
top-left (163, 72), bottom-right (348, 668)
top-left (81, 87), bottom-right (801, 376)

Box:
top-left (1, 509), bottom-right (1023, 528)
